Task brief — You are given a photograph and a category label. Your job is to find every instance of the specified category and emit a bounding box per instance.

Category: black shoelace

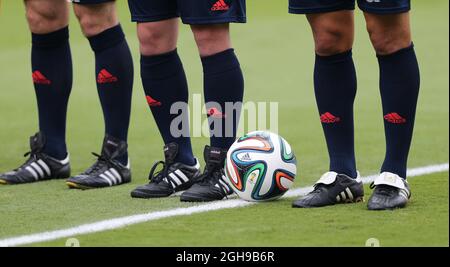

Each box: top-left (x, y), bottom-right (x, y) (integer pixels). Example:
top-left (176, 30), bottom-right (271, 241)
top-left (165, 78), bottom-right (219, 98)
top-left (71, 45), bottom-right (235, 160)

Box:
top-left (83, 152), bottom-right (119, 176)
top-left (198, 162), bottom-right (229, 196)
top-left (148, 161), bottom-right (168, 183)
top-left (16, 149), bottom-right (42, 171)
top-left (148, 158), bottom-right (177, 186)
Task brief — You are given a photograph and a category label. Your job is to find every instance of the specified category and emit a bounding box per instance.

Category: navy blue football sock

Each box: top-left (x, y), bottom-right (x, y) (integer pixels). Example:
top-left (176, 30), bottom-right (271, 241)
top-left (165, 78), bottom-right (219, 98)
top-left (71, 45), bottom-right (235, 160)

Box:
top-left (32, 26), bottom-right (72, 160)
top-left (314, 50), bottom-right (357, 178)
top-left (201, 49), bottom-right (244, 150)
top-left (88, 24), bottom-right (133, 165)
top-left (140, 50), bottom-right (196, 166)
top-left (378, 44), bottom-right (420, 179)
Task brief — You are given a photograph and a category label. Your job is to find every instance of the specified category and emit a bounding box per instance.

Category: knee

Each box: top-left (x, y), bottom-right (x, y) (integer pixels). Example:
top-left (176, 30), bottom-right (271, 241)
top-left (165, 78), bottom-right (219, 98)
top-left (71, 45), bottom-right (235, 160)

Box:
top-left (369, 34), bottom-right (395, 55)
top-left (192, 25), bottom-right (231, 56)
top-left (74, 4), bottom-right (118, 37)
top-left (26, 2), bottom-right (68, 33)
top-left (137, 22), bottom-right (178, 56)
top-left (367, 28), bottom-right (411, 55)
top-left (313, 27), bottom-right (353, 56)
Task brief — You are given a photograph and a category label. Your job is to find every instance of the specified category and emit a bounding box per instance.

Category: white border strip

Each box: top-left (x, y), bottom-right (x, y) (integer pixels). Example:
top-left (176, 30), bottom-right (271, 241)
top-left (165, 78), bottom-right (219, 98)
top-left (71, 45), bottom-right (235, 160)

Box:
top-left (0, 163), bottom-right (448, 247)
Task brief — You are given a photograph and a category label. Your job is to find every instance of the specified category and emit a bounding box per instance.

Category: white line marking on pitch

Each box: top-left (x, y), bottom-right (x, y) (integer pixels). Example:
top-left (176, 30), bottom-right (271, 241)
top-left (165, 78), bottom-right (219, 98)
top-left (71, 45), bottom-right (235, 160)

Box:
top-left (0, 163), bottom-right (448, 247)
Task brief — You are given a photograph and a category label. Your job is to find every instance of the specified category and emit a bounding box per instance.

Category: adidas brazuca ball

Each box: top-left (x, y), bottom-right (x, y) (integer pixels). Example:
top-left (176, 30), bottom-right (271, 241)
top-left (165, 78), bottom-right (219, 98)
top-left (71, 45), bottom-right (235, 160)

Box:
top-left (225, 131), bottom-right (297, 202)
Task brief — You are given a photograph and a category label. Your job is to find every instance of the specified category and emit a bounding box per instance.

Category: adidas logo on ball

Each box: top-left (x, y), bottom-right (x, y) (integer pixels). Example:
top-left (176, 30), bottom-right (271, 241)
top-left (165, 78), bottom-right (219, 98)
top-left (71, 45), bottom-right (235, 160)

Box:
top-left (238, 153), bottom-right (252, 161)
top-left (225, 131), bottom-right (297, 202)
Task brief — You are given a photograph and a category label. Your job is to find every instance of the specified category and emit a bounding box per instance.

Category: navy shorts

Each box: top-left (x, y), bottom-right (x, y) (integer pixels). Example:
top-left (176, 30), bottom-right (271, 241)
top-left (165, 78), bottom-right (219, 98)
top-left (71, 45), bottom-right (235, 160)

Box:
top-left (71, 0), bottom-right (114, 4)
top-left (289, 0), bottom-right (411, 14)
top-left (128, 0), bottom-right (246, 25)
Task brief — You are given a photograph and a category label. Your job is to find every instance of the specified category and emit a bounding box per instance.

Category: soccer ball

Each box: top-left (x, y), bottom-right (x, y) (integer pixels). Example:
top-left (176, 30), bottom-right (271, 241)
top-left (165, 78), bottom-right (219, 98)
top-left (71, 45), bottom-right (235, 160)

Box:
top-left (225, 131), bottom-right (297, 202)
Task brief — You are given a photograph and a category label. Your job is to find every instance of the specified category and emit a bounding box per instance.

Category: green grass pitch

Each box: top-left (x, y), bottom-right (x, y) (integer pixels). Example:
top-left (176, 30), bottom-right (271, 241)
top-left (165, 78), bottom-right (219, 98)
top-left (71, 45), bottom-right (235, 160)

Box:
top-left (0, 0), bottom-right (448, 246)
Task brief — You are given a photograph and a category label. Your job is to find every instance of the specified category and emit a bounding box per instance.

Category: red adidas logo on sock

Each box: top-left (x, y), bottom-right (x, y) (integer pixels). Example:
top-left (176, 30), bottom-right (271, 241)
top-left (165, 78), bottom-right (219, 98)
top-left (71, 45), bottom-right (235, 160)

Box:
top-left (320, 112), bottom-right (341, 123)
top-left (207, 107), bottom-right (227, 118)
top-left (146, 96), bottom-right (162, 107)
top-left (211, 0), bottom-right (230, 11)
top-left (97, 69), bottom-right (118, 84)
top-left (32, 70), bottom-right (51, 85)
top-left (384, 112), bottom-right (406, 124)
